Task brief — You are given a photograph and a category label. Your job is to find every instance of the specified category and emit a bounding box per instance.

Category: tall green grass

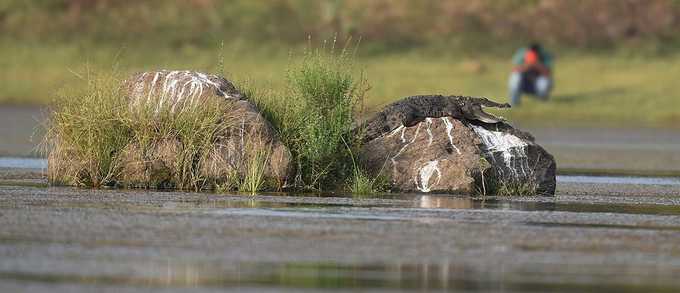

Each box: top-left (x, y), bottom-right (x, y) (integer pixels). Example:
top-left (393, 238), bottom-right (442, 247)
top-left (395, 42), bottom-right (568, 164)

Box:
top-left (238, 148), bottom-right (270, 195)
top-left (121, 89), bottom-right (232, 190)
top-left (44, 42), bottom-right (387, 193)
top-left (45, 70), bottom-right (238, 190)
top-left (251, 43), bottom-right (371, 191)
top-left (342, 137), bottom-right (389, 196)
top-left (45, 72), bottom-right (130, 187)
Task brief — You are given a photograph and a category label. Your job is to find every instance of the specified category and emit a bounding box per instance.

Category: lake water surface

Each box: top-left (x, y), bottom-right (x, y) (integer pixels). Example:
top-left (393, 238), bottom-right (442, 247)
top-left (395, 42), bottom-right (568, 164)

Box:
top-left (3, 154), bottom-right (680, 292)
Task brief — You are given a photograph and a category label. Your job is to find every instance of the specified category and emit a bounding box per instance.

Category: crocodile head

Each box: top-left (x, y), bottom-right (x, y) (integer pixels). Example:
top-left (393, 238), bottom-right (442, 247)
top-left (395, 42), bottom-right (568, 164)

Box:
top-left (459, 96), bottom-right (511, 124)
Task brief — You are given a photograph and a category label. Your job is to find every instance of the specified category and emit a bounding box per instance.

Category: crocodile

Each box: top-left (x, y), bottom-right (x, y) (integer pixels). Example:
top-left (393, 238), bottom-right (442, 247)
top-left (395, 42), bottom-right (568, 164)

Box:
top-left (357, 95), bottom-right (511, 142)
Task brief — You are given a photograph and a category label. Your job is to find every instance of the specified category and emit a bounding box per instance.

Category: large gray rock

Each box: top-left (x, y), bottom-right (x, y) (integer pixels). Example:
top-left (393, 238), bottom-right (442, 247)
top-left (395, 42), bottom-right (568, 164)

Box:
top-left (358, 95), bottom-right (556, 195)
top-left (360, 117), bottom-right (484, 193)
top-left (125, 70), bottom-right (243, 112)
top-left (196, 100), bottom-right (292, 188)
top-left (119, 70), bottom-right (292, 189)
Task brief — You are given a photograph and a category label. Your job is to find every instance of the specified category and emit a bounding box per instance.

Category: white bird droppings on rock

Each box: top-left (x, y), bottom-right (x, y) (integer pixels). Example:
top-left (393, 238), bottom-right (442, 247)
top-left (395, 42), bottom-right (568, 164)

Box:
top-left (441, 117), bottom-right (462, 154)
top-left (416, 160), bottom-right (441, 192)
top-left (425, 118), bottom-right (434, 146)
top-left (470, 124), bottom-right (529, 177)
top-left (390, 123), bottom-right (421, 176)
top-left (129, 70), bottom-right (238, 114)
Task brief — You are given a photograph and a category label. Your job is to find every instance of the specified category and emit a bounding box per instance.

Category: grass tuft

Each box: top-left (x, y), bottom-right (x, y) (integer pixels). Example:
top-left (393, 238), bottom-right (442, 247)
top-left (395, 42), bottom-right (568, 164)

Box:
top-left (348, 168), bottom-right (389, 196)
top-left (238, 147), bottom-right (270, 195)
top-left (250, 40), bottom-right (369, 191)
top-left (45, 42), bottom-right (374, 194)
top-left (45, 69), bottom-right (240, 190)
top-left (44, 71), bottom-right (130, 187)
top-left (342, 136), bottom-right (388, 196)
top-left (495, 178), bottom-right (539, 197)
top-left (474, 157), bottom-right (539, 197)
top-left (120, 89), bottom-right (232, 190)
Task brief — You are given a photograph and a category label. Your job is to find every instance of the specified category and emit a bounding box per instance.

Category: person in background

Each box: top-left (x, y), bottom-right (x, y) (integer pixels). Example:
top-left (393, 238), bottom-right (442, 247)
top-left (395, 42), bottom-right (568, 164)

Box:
top-left (508, 43), bottom-right (553, 106)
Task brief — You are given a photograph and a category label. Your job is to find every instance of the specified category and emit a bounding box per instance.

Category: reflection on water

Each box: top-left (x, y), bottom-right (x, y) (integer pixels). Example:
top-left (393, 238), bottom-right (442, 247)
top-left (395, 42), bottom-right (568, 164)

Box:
top-left (418, 195), bottom-right (476, 209)
top-left (3, 186), bottom-right (680, 292)
top-left (417, 195), bottom-right (680, 216)
top-left (418, 196), bottom-right (558, 211)
top-left (3, 261), bottom-right (678, 292)
top-left (9, 186), bottom-right (680, 216)
top-left (3, 157), bottom-right (680, 185)
top-left (417, 196), bottom-right (558, 212)
top-left (14, 197), bottom-right (346, 212)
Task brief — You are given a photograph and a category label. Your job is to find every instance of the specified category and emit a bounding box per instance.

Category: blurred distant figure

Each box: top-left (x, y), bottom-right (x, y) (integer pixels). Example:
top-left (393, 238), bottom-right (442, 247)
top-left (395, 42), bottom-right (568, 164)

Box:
top-left (508, 43), bottom-right (553, 106)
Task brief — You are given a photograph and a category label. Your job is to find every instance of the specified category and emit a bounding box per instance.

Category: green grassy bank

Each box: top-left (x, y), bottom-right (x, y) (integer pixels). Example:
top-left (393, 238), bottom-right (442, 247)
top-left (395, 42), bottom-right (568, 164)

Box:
top-left (5, 0), bottom-right (680, 127)
top-left (3, 41), bottom-right (680, 128)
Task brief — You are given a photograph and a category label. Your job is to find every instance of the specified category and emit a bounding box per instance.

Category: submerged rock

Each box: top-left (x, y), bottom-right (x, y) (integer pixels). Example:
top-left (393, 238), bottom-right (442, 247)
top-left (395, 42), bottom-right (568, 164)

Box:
top-left (358, 95), bottom-right (556, 195)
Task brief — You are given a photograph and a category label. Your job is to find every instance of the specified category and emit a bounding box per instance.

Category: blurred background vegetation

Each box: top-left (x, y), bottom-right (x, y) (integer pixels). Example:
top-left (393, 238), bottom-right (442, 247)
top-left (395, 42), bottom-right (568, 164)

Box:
top-left (2, 0), bottom-right (680, 127)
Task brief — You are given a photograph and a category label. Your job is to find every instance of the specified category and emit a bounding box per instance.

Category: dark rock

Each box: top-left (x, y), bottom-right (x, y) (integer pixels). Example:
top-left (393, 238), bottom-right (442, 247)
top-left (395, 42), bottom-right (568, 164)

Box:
top-left (468, 122), bottom-right (556, 195)
top-left (358, 95), bottom-right (556, 195)
top-left (360, 117), bottom-right (485, 193)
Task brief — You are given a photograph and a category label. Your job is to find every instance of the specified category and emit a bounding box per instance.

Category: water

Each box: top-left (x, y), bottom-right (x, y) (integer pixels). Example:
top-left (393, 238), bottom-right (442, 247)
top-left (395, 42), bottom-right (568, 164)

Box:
top-left (557, 175), bottom-right (680, 186)
top-left (185, 196), bottom-right (680, 218)
top-left (3, 185), bottom-right (680, 292)
top-left (0, 157), bottom-right (47, 169)
top-left (3, 158), bottom-right (680, 292)
top-left (2, 261), bottom-right (674, 292)
top-left (4, 156), bottom-right (680, 186)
